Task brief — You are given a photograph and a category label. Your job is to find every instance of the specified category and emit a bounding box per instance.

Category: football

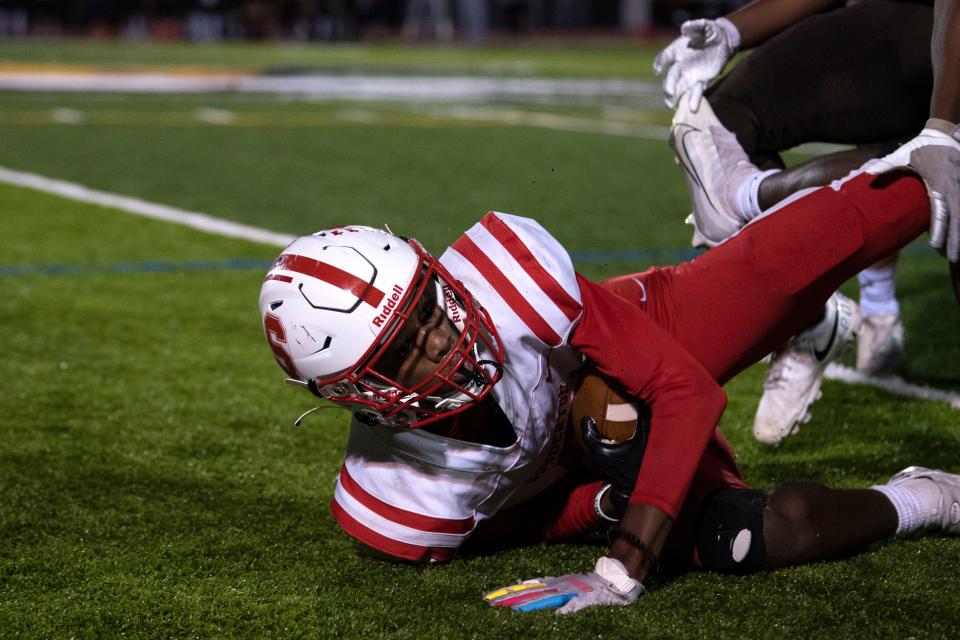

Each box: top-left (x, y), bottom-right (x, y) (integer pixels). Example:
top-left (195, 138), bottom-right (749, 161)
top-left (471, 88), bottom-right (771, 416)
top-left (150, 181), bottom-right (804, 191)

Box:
top-left (570, 367), bottom-right (645, 446)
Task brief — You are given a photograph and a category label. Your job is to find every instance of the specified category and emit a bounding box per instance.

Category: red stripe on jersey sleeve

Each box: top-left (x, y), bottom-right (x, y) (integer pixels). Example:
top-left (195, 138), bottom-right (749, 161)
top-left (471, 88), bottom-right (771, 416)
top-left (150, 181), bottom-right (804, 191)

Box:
top-left (451, 234), bottom-right (562, 346)
top-left (275, 253), bottom-right (385, 308)
top-left (330, 498), bottom-right (456, 563)
top-left (338, 465), bottom-right (476, 535)
top-left (480, 213), bottom-right (581, 321)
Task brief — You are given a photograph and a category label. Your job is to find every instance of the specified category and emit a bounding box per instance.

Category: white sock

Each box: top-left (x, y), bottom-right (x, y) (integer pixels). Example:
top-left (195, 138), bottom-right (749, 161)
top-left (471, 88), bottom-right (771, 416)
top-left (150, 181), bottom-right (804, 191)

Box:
top-left (872, 483), bottom-right (928, 534)
top-left (858, 264), bottom-right (899, 318)
top-left (734, 168), bottom-right (781, 222)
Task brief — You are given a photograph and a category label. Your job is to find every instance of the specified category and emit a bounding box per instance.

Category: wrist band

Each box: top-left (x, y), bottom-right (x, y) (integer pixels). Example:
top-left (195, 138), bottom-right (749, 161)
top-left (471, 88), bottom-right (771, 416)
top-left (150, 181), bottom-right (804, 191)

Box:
top-left (609, 527), bottom-right (660, 572)
top-left (594, 484), bottom-right (620, 523)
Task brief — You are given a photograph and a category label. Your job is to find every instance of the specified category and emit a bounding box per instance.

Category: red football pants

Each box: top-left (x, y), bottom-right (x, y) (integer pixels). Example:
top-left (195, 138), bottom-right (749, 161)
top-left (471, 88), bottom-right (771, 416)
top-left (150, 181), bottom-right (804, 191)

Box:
top-left (601, 171), bottom-right (929, 385)
top-left (599, 171), bottom-right (929, 562)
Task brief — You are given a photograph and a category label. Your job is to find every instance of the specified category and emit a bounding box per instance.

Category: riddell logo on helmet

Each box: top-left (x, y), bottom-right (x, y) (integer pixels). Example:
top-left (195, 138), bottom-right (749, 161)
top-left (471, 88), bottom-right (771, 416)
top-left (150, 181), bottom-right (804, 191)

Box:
top-left (442, 285), bottom-right (462, 324)
top-left (372, 284), bottom-right (405, 328)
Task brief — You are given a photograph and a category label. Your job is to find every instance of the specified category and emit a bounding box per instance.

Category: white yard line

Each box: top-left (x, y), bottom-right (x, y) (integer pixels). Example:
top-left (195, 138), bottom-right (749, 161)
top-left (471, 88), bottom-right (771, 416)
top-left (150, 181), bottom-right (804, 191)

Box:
top-left (0, 165), bottom-right (295, 247)
top-left (404, 103), bottom-right (671, 139)
top-left (0, 71), bottom-right (663, 107)
top-left (825, 364), bottom-right (960, 409)
top-left (1, 164), bottom-right (955, 409)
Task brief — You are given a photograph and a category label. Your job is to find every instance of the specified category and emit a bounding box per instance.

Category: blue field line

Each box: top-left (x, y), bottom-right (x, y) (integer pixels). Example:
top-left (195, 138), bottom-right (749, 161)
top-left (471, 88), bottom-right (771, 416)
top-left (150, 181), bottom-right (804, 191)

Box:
top-left (0, 252), bottom-right (690, 277)
top-left (0, 244), bottom-right (940, 277)
top-left (0, 258), bottom-right (276, 277)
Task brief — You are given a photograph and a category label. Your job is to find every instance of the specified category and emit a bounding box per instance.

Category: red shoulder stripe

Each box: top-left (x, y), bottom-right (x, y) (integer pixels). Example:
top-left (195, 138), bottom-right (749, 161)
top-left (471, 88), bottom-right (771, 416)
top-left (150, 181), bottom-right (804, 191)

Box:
top-left (480, 213), bottom-right (581, 321)
top-left (451, 233), bottom-right (562, 346)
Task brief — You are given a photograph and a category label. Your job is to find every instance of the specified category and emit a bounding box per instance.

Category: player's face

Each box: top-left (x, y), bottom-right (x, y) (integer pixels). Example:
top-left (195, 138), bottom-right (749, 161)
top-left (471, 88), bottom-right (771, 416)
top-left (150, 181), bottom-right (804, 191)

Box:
top-left (373, 283), bottom-right (462, 390)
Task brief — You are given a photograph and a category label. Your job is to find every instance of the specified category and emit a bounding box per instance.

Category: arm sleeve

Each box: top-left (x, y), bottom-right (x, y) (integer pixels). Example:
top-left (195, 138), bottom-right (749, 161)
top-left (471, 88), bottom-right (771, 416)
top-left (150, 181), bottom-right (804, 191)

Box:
top-left (569, 274), bottom-right (728, 519)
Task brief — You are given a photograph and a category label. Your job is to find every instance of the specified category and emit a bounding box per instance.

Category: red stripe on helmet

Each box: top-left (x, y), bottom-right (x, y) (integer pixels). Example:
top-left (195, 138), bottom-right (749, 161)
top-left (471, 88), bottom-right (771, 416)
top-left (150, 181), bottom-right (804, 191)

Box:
top-left (451, 234), bottom-right (562, 346)
top-left (480, 213), bottom-right (581, 321)
top-left (263, 273), bottom-right (293, 283)
top-left (274, 253), bottom-right (385, 307)
top-left (338, 465), bottom-right (476, 535)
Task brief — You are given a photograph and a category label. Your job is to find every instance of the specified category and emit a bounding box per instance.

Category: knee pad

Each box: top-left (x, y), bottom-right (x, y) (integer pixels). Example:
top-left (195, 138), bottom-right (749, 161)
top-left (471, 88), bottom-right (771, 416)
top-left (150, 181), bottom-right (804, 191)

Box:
top-left (696, 488), bottom-right (767, 573)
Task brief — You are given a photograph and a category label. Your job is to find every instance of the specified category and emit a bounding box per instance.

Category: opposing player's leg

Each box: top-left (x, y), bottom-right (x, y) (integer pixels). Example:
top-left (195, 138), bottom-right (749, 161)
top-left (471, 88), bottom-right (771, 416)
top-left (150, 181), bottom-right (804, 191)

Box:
top-left (669, 94), bottom-right (777, 248)
top-left (761, 484), bottom-right (897, 567)
top-left (761, 467), bottom-right (960, 569)
top-left (752, 291), bottom-right (859, 445)
top-left (696, 2), bottom-right (931, 392)
top-left (707, 1), bottom-right (932, 168)
top-left (670, 107), bottom-right (906, 410)
top-left (662, 433), bottom-right (896, 572)
top-left (857, 254), bottom-right (908, 375)
top-left (755, 145), bottom-right (898, 212)
top-left (697, 0), bottom-right (931, 223)
top-left (688, 467), bottom-right (960, 572)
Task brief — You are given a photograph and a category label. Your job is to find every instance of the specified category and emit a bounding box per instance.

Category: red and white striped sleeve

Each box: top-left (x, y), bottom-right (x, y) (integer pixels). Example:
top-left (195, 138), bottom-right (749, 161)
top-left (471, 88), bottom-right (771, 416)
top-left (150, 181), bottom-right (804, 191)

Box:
top-left (445, 212), bottom-right (583, 346)
top-left (330, 462), bottom-right (477, 563)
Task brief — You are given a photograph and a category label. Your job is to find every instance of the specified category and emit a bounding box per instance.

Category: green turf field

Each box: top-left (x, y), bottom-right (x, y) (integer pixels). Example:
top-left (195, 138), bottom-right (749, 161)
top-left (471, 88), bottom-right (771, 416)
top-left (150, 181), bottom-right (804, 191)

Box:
top-left (1, 40), bottom-right (959, 639)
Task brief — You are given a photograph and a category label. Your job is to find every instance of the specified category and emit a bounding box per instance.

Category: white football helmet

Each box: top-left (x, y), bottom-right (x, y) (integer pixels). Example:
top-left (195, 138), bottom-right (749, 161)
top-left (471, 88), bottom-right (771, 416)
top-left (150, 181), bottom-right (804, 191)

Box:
top-left (259, 225), bottom-right (504, 428)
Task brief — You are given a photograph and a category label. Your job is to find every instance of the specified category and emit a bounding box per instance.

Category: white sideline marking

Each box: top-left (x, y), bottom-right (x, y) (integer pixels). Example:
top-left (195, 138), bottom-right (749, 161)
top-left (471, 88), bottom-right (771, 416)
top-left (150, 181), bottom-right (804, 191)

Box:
top-left (0, 166), bottom-right (295, 247)
top-left (826, 364), bottom-right (960, 410)
top-left (194, 107), bottom-right (235, 125)
top-left (405, 104), bottom-right (671, 139)
top-left (0, 71), bottom-right (663, 107)
top-left (50, 108), bottom-right (85, 125)
top-left (1, 165), bottom-right (956, 408)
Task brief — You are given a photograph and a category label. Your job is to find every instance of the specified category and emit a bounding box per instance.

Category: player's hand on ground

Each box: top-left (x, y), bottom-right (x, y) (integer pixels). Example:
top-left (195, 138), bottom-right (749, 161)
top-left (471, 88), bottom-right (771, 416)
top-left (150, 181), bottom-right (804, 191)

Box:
top-left (483, 557), bottom-right (643, 614)
top-left (653, 18), bottom-right (740, 111)
top-left (866, 119), bottom-right (960, 262)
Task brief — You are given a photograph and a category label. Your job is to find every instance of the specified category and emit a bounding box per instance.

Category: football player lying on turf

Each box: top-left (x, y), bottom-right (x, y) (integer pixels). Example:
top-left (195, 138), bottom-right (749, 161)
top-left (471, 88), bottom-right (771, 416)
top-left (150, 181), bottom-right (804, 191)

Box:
top-left (654, 0), bottom-right (960, 444)
top-left (258, 156), bottom-right (960, 614)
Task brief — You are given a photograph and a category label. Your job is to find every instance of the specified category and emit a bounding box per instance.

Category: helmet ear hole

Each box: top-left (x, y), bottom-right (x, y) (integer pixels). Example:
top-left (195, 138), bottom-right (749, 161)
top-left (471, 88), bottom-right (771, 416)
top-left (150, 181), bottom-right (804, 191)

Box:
top-left (270, 301), bottom-right (283, 311)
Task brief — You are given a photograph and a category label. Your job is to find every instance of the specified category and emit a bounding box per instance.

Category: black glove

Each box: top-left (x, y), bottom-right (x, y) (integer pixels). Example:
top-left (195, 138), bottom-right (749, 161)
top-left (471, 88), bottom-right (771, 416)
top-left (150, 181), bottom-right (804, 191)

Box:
top-left (581, 404), bottom-right (651, 519)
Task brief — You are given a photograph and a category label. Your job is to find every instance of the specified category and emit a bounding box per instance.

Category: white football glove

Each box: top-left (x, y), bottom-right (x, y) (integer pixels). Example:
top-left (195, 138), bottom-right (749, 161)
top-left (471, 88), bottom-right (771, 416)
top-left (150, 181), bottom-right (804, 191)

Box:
top-left (483, 556), bottom-right (643, 614)
top-left (865, 118), bottom-right (960, 262)
top-left (653, 17), bottom-right (740, 111)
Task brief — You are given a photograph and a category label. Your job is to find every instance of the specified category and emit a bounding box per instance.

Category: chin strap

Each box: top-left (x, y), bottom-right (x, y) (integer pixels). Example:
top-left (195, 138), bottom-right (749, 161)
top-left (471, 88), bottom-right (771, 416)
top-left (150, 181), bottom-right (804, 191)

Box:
top-left (293, 405), bottom-right (324, 427)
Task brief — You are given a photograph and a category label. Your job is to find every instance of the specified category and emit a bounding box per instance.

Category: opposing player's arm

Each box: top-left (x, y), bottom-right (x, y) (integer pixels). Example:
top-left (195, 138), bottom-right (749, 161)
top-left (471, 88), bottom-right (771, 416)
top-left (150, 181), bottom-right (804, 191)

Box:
top-left (931, 0), bottom-right (960, 122)
top-left (868, 0), bottom-right (960, 262)
top-left (653, 0), bottom-right (841, 108)
top-left (725, 0), bottom-right (841, 49)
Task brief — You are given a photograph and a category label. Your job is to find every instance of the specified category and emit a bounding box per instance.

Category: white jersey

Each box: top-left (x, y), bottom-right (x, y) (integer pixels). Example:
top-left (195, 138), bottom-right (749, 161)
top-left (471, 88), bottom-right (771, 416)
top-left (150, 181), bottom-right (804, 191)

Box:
top-left (330, 212), bottom-right (585, 562)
